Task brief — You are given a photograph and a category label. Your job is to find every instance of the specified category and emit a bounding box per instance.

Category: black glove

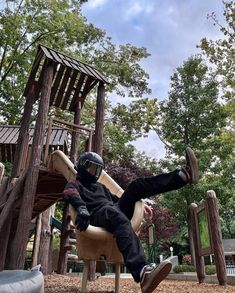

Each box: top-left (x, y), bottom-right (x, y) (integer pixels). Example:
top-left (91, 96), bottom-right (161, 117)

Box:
top-left (75, 206), bottom-right (90, 231)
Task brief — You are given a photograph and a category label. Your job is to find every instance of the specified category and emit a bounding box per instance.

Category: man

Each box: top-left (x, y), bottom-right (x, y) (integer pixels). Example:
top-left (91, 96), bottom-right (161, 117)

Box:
top-left (63, 147), bottom-right (199, 293)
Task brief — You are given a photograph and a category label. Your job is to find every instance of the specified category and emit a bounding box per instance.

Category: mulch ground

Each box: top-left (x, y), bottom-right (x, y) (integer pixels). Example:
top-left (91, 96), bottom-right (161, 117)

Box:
top-left (44, 273), bottom-right (235, 293)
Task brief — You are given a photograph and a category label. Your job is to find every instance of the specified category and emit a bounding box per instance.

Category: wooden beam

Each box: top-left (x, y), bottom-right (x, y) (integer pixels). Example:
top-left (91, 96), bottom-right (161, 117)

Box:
top-left (69, 73), bottom-right (86, 111)
top-left (190, 203), bottom-right (205, 283)
top-left (7, 59), bottom-right (54, 269)
top-left (52, 117), bottom-right (93, 132)
top-left (70, 102), bottom-right (81, 163)
top-left (94, 82), bottom-right (105, 156)
top-left (11, 84), bottom-right (35, 177)
top-left (54, 67), bottom-right (72, 108)
top-left (206, 190), bottom-right (227, 285)
top-left (61, 70), bottom-right (79, 110)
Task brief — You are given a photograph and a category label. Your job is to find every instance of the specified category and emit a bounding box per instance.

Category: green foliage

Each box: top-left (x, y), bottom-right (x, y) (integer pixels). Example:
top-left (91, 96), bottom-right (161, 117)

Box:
top-left (205, 265), bottom-right (216, 275)
top-left (52, 233), bottom-right (61, 251)
top-left (1, 161), bottom-right (12, 176)
top-left (111, 98), bottom-right (159, 140)
top-left (103, 98), bottom-right (160, 163)
top-left (54, 202), bottom-right (64, 222)
top-left (159, 56), bottom-right (227, 154)
top-left (199, 1), bottom-right (235, 100)
top-left (0, 0), bottom-right (150, 124)
top-left (173, 265), bottom-right (196, 274)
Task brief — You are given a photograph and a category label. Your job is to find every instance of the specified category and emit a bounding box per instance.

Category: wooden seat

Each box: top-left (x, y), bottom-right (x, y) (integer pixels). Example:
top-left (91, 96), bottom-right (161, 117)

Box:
top-left (69, 200), bottom-right (144, 293)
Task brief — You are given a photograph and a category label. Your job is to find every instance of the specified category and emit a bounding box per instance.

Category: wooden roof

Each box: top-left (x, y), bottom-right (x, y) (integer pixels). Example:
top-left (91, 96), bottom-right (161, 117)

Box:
top-left (0, 125), bottom-right (68, 163)
top-left (23, 45), bottom-right (109, 112)
top-left (0, 125), bottom-right (68, 146)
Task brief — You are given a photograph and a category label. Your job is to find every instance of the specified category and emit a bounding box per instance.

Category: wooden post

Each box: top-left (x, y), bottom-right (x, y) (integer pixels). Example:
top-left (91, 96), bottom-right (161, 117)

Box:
top-left (57, 104), bottom-right (81, 275)
top-left (0, 163), bottom-right (4, 183)
top-left (32, 214), bottom-right (42, 267)
top-left (0, 214), bottom-right (13, 270)
top-left (94, 82), bottom-right (105, 156)
top-left (206, 190), bottom-right (227, 285)
top-left (43, 117), bottom-right (53, 165)
top-left (70, 101), bottom-right (81, 163)
top-left (190, 203), bottom-right (205, 283)
top-left (57, 203), bottom-right (71, 274)
top-left (87, 131), bottom-right (93, 152)
top-left (38, 208), bottom-right (52, 274)
top-left (11, 85), bottom-right (35, 178)
top-left (115, 263), bottom-right (121, 293)
top-left (7, 59), bottom-right (54, 269)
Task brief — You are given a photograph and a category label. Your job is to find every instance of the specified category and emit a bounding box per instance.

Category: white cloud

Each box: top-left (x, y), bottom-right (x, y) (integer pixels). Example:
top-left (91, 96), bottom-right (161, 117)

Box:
top-left (84, 0), bottom-right (108, 9)
top-left (126, 2), bottom-right (143, 17)
top-left (131, 131), bottom-right (166, 159)
top-left (82, 0), bottom-right (225, 158)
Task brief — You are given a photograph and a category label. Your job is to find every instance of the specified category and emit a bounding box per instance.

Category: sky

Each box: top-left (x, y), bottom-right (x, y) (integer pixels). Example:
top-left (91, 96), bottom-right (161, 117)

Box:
top-left (81, 0), bottom-right (225, 159)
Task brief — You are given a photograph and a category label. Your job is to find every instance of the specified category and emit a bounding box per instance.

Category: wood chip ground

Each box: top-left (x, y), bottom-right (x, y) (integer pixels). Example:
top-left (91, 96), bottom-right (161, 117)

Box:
top-left (44, 273), bottom-right (235, 292)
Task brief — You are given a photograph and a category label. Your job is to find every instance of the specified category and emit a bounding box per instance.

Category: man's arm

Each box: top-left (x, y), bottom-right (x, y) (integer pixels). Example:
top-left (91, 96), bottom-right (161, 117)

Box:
top-left (63, 180), bottom-right (90, 231)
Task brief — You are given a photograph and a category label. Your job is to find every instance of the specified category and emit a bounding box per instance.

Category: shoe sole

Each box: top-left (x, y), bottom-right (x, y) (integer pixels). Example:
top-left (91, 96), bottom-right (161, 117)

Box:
top-left (186, 147), bottom-right (199, 184)
top-left (141, 261), bottom-right (172, 293)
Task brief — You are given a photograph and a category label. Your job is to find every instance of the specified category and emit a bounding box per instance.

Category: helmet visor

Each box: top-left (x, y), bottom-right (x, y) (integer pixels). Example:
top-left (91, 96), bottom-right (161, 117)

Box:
top-left (82, 160), bottom-right (103, 179)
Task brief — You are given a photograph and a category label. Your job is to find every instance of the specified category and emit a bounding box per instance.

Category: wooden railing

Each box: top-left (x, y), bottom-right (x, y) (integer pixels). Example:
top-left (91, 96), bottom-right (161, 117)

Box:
top-left (43, 117), bottom-right (94, 165)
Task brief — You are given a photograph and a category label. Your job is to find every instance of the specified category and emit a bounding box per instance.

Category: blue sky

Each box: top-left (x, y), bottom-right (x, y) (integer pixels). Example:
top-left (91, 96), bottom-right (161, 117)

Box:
top-left (82, 0), bottom-right (225, 159)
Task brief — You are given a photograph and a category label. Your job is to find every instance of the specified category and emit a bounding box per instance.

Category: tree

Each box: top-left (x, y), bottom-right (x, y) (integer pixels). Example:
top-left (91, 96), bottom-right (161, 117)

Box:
top-left (103, 98), bottom-right (159, 162)
top-left (139, 203), bottom-right (178, 241)
top-left (199, 0), bottom-right (235, 101)
top-left (0, 0), bottom-right (150, 124)
top-left (151, 56), bottom-right (229, 255)
top-left (198, 0), bottom-right (235, 238)
top-left (158, 56), bottom-right (227, 156)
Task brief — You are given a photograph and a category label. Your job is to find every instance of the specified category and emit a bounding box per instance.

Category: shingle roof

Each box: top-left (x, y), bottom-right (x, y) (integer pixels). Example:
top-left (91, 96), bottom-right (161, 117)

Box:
top-left (0, 125), bottom-right (68, 163)
top-left (23, 45), bottom-right (109, 112)
top-left (0, 125), bottom-right (68, 146)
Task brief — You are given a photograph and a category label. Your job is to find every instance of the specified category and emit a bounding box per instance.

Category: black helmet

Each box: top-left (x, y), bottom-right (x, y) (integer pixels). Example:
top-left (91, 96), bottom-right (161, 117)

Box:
top-left (75, 152), bottom-right (104, 183)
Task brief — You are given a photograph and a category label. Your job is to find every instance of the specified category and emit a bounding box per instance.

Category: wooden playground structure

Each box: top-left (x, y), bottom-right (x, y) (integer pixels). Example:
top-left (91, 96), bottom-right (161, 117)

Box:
top-left (0, 44), bottom-right (109, 274)
top-left (190, 190), bottom-right (227, 285)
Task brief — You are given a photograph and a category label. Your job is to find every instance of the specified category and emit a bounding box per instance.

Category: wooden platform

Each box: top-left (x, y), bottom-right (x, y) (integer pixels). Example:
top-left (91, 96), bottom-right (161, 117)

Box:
top-left (32, 168), bottom-right (67, 218)
top-left (11, 168), bottom-right (67, 219)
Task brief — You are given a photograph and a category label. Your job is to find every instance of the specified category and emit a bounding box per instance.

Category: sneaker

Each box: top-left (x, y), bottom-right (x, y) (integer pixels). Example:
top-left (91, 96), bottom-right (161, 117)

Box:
top-left (140, 261), bottom-right (172, 293)
top-left (181, 147), bottom-right (199, 184)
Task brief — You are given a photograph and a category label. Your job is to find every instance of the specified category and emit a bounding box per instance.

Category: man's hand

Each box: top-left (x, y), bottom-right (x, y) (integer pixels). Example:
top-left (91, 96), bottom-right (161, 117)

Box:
top-left (144, 204), bottom-right (153, 221)
top-left (75, 206), bottom-right (90, 231)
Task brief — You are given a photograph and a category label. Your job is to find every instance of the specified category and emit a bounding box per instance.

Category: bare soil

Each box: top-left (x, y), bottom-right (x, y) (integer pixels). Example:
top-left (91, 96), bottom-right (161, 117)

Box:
top-left (44, 273), bottom-right (235, 293)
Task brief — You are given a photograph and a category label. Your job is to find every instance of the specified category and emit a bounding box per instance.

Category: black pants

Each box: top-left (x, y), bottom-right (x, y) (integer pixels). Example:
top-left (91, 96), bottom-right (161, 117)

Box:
top-left (90, 170), bottom-right (186, 282)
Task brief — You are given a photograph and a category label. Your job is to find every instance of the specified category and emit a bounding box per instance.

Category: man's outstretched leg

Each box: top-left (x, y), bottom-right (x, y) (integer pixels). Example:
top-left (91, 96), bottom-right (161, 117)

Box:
top-left (140, 261), bottom-right (172, 293)
top-left (118, 147), bottom-right (199, 219)
top-left (118, 147), bottom-right (199, 293)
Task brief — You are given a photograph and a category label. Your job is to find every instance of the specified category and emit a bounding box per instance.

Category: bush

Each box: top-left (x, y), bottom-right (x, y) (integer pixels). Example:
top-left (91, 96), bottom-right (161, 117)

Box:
top-left (205, 265), bottom-right (216, 275)
top-left (173, 265), bottom-right (196, 273)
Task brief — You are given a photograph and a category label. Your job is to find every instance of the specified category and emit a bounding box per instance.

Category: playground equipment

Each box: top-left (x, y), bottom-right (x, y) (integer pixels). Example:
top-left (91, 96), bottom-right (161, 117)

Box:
top-left (0, 44), bottom-right (110, 274)
top-left (0, 44), bottom-right (145, 292)
top-left (147, 224), bottom-right (157, 263)
top-left (190, 190), bottom-right (227, 285)
top-left (50, 150), bottom-right (144, 293)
